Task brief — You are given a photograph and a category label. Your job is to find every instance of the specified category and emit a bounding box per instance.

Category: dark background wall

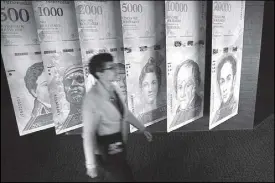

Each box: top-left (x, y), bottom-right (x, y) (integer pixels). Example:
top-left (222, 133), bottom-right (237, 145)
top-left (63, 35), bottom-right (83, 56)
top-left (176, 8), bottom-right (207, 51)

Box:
top-left (1, 1), bottom-right (274, 182)
top-left (254, 0), bottom-right (274, 127)
top-left (149, 1), bottom-right (272, 133)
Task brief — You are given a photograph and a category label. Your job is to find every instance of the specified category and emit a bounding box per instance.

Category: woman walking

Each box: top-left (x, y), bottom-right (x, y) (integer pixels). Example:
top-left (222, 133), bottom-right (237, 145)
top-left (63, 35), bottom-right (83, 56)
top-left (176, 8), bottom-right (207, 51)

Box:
top-left (82, 53), bottom-right (152, 182)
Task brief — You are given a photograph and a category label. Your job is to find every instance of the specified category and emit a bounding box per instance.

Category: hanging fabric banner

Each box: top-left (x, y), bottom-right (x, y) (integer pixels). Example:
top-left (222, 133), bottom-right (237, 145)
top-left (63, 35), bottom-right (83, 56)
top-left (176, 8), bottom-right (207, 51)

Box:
top-left (1, 1), bottom-right (54, 136)
top-left (74, 1), bottom-right (126, 102)
top-left (166, 1), bottom-right (207, 132)
top-left (120, 1), bottom-right (167, 132)
top-left (209, 1), bottom-right (246, 129)
top-left (32, 1), bottom-right (85, 134)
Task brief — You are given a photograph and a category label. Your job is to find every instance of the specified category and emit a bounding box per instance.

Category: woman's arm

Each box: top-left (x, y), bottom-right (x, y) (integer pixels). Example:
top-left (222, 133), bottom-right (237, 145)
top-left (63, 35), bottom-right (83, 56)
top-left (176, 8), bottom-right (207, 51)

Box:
top-left (125, 109), bottom-right (153, 142)
top-left (82, 94), bottom-right (100, 169)
top-left (125, 109), bottom-right (146, 132)
top-left (111, 83), bottom-right (146, 132)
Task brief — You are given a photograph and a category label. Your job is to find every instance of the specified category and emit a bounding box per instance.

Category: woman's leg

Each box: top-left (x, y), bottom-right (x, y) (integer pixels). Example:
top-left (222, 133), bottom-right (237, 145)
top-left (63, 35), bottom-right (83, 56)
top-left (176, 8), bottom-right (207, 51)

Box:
top-left (103, 154), bottom-right (135, 182)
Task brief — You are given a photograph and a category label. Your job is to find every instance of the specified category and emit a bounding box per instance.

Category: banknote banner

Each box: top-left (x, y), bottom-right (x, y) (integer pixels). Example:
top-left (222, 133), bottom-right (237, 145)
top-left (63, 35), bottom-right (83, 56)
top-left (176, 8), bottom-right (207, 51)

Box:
top-left (166, 1), bottom-right (206, 132)
top-left (120, 1), bottom-right (167, 132)
top-left (1, 1), bottom-right (54, 136)
top-left (74, 1), bottom-right (126, 97)
top-left (209, 1), bottom-right (246, 130)
top-left (32, 1), bottom-right (85, 134)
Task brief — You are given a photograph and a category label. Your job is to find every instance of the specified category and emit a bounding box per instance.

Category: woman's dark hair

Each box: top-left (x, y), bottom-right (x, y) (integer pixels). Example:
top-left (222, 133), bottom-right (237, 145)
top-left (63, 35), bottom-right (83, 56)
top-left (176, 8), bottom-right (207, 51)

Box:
top-left (24, 62), bottom-right (44, 97)
top-left (88, 53), bottom-right (113, 79)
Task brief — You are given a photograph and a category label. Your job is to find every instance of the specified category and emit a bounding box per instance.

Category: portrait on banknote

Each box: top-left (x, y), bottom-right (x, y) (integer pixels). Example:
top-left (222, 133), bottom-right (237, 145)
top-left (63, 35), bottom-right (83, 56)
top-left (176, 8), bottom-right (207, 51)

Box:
top-left (209, 1), bottom-right (245, 129)
top-left (210, 54), bottom-right (239, 126)
top-left (125, 48), bottom-right (167, 132)
top-left (23, 62), bottom-right (53, 131)
top-left (213, 55), bottom-right (238, 122)
top-left (61, 64), bottom-right (85, 131)
top-left (169, 59), bottom-right (203, 129)
top-left (138, 57), bottom-right (162, 116)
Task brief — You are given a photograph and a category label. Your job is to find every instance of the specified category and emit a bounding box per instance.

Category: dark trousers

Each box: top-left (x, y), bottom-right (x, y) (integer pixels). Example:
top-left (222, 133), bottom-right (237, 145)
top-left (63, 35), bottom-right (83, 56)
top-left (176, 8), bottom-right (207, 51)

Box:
top-left (88, 133), bottom-right (134, 182)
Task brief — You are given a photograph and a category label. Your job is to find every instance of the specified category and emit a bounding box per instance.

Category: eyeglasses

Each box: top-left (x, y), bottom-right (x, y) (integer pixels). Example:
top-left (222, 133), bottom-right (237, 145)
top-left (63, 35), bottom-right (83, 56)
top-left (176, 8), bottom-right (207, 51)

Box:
top-left (102, 67), bottom-right (114, 71)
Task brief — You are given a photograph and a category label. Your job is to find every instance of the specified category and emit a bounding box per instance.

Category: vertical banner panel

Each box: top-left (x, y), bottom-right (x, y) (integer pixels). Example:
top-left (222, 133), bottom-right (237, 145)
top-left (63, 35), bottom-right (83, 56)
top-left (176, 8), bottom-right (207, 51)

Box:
top-left (166, 1), bottom-right (206, 132)
top-left (210, 1), bottom-right (246, 130)
top-left (74, 1), bottom-right (126, 103)
top-left (120, 1), bottom-right (167, 132)
top-left (1, 1), bottom-right (54, 136)
top-left (32, 1), bottom-right (85, 134)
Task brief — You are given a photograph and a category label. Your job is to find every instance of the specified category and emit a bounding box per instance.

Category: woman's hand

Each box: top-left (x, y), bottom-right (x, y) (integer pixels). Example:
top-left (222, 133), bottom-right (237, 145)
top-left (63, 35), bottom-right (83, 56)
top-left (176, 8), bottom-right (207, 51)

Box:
top-left (86, 167), bottom-right (98, 178)
top-left (143, 129), bottom-right (153, 142)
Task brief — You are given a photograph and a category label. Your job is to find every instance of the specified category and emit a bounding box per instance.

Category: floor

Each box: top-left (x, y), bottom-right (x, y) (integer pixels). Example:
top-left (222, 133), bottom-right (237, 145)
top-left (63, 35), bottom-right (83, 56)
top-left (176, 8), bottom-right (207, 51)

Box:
top-left (1, 114), bottom-right (274, 182)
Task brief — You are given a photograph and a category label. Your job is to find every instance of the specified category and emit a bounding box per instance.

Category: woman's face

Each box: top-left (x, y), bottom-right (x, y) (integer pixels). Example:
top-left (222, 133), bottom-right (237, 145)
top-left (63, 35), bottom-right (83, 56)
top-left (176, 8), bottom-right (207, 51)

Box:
top-left (141, 72), bottom-right (159, 104)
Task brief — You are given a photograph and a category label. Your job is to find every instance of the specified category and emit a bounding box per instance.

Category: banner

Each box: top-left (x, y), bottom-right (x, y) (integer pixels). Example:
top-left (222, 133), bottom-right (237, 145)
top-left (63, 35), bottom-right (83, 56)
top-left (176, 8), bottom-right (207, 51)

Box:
top-left (74, 1), bottom-right (126, 100)
top-left (166, 1), bottom-right (206, 132)
top-left (1, 1), bottom-right (54, 135)
top-left (120, 1), bottom-right (167, 132)
top-left (209, 1), bottom-right (246, 130)
top-left (32, 1), bottom-right (84, 134)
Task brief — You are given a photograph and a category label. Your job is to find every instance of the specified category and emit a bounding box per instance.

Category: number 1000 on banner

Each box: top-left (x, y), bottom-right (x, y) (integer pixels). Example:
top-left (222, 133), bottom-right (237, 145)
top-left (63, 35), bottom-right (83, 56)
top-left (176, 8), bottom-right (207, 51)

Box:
top-left (37, 7), bottom-right (63, 16)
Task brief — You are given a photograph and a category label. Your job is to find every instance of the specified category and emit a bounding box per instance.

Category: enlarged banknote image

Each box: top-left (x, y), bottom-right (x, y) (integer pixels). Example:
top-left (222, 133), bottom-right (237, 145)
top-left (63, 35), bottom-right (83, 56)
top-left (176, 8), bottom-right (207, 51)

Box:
top-left (121, 1), bottom-right (166, 132)
top-left (210, 1), bottom-right (245, 130)
top-left (166, 46), bottom-right (205, 132)
top-left (1, 1), bottom-right (54, 136)
top-left (32, 1), bottom-right (85, 134)
top-left (165, 1), bottom-right (206, 132)
top-left (1, 53), bottom-right (54, 136)
top-left (75, 1), bottom-right (125, 96)
top-left (42, 51), bottom-right (85, 134)
top-left (126, 49), bottom-right (167, 132)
